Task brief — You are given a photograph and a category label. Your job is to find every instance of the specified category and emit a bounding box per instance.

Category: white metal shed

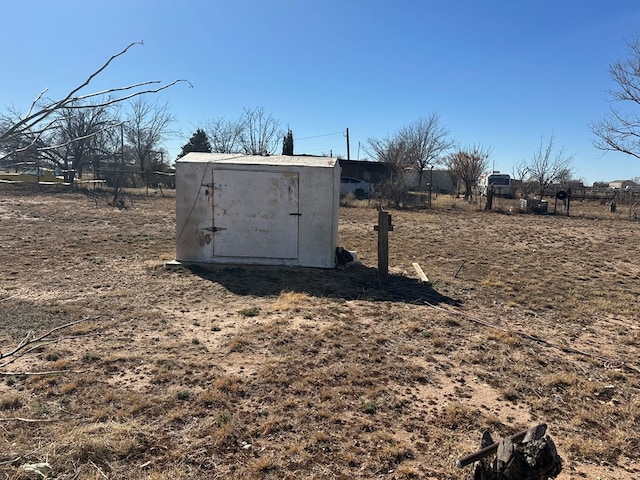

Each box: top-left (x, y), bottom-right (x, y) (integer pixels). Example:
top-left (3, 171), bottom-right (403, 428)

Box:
top-left (175, 153), bottom-right (340, 268)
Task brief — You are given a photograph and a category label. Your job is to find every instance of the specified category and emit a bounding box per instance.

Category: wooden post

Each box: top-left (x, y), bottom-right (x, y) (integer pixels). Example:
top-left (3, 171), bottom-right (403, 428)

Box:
top-left (484, 185), bottom-right (494, 211)
top-left (374, 211), bottom-right (392, 284)
top-left (566, 187), bottom-right (571, 216)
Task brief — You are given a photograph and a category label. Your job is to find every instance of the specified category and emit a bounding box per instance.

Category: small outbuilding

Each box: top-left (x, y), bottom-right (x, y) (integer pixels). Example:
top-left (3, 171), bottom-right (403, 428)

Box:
top-left (175, 153), bottom-right (340, 268)
top-left (608, 179), bottom-right (638, 190)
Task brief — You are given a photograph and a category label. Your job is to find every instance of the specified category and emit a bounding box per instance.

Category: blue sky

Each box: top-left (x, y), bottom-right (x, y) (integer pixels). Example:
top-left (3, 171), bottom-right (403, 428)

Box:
top-left (2, 0), bottom-right (640, 184)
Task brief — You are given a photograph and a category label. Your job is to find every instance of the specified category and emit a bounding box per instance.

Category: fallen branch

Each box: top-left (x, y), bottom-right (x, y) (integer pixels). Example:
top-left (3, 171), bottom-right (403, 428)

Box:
top-left (0, 417), bottom-right (65, 423)
top-left (0, 41), bottom-right (192, 160)
top-left (0, 317), bottom-right (101, 374)
top-left (0, 370), bottom-right (86, 376)
top-left (0, 332), bottom-right (99, 368)
top-left (0, 319), bottom-right (88, 362)
top-left (454, 260), bottom-right (466, 278)
top-left (0, 294), bottom-right (20, 303)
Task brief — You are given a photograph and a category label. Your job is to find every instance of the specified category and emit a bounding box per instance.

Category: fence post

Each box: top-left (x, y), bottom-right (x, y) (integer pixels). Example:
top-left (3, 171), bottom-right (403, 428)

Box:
top-left (374, 211), bottom-right (393, 284)
top-left (484, 185), bottom-right (494, 211)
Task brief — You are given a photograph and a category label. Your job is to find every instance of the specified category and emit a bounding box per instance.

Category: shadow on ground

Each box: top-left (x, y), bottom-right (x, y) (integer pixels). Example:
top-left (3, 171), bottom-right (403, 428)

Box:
top-left (178, 262), bottom-right (460, 306)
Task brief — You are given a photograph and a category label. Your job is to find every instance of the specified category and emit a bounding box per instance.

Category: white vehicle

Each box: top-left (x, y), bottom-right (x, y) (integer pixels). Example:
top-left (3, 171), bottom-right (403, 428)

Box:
top-left (478, 172), bottom-right (514, 197)
top-left (340, 176), bottom-right (372, 199)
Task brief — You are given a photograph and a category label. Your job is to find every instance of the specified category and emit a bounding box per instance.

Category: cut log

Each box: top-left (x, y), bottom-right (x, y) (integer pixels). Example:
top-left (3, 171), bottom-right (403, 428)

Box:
top-left (460, 424), bottom-right (562, 480)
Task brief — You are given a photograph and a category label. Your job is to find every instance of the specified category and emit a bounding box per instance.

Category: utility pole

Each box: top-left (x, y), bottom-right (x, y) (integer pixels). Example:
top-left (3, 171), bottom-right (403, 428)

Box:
top-left (346, 128), bottom-right (350, 161)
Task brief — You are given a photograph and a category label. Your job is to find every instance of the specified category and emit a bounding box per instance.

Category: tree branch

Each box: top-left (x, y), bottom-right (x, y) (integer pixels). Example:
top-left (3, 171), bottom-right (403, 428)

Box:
top-left (0, 318), bottom-right (98, 371)
top-left (0, 417), bottom-right (68, 423)
top-left (592, 36), bottom-right (640, 159)
top-left (0, 333), bottom-right (99, 369)
top-left (0, 370), bottom-right (87, 376)
top-left (65, 41), bottom-right (144, 102)
top-left (0, 42), bottom-right (191, 150)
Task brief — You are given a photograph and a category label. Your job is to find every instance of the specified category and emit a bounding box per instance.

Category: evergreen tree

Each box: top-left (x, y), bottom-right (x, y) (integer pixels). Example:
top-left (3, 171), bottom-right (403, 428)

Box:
top-left (282, 129), bottom-right (294, 156)
top-left (177, 128), bottom-right (212, 159)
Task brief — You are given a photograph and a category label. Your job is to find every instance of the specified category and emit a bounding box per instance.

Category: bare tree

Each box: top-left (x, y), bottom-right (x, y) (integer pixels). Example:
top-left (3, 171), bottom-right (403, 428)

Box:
top-left (592, 37), bottom-right (640, 159)
top-left (0, 41), bottom-right (189, 163)
top-left (366, 135), bottom-right (410, 207)
top-left (203, 117), bottom-right (244, 153)
top-left (105, 142), bottom-right (131, 208)
top-left (51, 102), bottom-right (117, 183)
top-left (200, 108), bottom-right (284, 156)
top-left (124, 97), bottom-right (175, 175)
top-left (527, 133), bottom-right (574, 198)
top-left (555, 167), bottom-right (577, 189)
top-left (238, 107), bottom-right (282, 155)
top-left (512, 158), bottom-right (535, 199)
top-left (0, 107), bottom-right (49, 170)
top-left (446, 144), bottom-right (491, 200)
top-left (399, 113), bottom-right (454, 189)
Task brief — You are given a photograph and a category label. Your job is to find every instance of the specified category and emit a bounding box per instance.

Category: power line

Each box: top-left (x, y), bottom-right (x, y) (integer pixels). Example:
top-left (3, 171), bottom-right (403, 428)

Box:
top-left (295, 131), bottom-right (344, 141)
top-left (302, 144), bottom-right (346, 155)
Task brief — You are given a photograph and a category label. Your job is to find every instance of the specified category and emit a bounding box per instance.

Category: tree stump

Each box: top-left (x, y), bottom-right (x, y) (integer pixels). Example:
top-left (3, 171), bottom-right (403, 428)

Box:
top-left (464, 424), bottom-right (562, 480)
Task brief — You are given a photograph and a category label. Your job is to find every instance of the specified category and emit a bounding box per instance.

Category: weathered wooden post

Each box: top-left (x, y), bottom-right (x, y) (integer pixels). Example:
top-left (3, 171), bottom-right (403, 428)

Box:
top-left (484, 185), bottom-right (494, 211)
top-left (374, 210), bottom-right (393, 284)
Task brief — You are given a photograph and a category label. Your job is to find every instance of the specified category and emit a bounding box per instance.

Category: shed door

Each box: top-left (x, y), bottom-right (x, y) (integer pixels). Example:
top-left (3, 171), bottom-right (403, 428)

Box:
top-left (212, 170), bottom-right (299, 258)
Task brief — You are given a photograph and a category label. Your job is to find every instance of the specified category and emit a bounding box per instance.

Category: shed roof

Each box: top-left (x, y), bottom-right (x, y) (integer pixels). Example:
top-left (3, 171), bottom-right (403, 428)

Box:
top-left (177, 152), bottom-right (337, 168)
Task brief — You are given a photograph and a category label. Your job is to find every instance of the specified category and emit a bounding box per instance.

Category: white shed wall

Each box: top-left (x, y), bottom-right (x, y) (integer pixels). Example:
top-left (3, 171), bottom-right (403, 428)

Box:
top-left (175, 153), bottom-right (339, 268)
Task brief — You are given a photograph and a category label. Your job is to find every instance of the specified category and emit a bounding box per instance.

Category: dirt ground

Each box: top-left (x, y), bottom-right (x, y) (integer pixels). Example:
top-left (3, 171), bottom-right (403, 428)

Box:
top-left (0, 186), bottom-right (639, 479)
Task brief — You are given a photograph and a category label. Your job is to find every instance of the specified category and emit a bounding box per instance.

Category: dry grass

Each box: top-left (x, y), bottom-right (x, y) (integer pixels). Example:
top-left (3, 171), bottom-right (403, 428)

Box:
top-left (0, 186), bottom-right (639, 479)
top-left (271, 291), bottom-right (312, 311)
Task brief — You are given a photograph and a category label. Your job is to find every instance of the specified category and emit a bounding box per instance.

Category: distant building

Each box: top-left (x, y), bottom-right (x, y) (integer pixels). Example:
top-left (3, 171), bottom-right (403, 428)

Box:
top-left (608, 179), bottom-right (638, 190)
top-left (338, 158), bottom-right (389, 184)
top-left (403, 168), bottom-right (455, 194)
top-left (338, 159), bottom-right (455, 194)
